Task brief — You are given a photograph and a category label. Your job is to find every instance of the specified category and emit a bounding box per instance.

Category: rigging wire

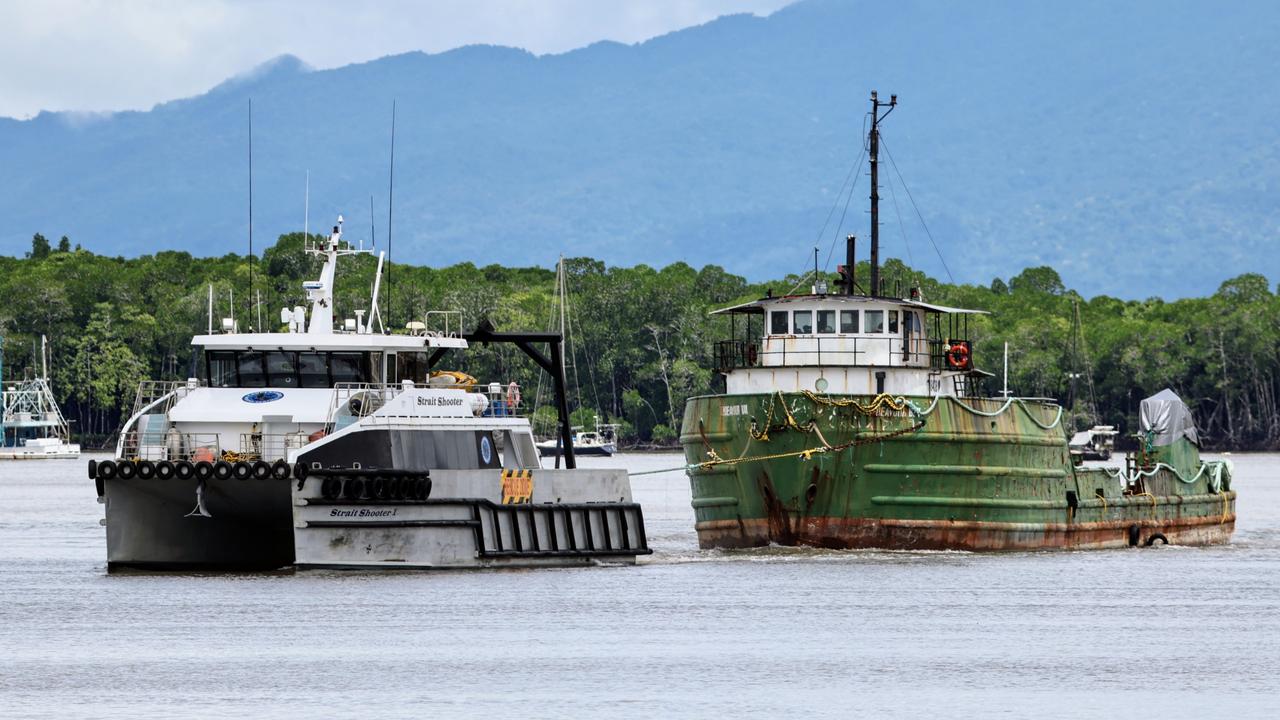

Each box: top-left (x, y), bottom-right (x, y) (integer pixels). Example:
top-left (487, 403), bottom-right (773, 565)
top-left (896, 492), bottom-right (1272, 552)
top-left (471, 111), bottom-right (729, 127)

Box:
top-left (787, 144), bottom-right (867, 296)
top-left (566, 279), bottom-right (606, 422)
top-left (879, 134), bottom-right (955, 284)
top-left (823, 148), bottom-right (865, 272)
top-left (884, 161), bottom-right (916, 268)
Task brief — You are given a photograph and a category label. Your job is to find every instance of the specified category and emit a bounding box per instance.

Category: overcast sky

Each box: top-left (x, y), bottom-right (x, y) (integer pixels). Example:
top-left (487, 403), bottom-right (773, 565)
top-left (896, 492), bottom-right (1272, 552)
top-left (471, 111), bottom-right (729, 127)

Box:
top-left (0, 0), bottom-right (793, 119)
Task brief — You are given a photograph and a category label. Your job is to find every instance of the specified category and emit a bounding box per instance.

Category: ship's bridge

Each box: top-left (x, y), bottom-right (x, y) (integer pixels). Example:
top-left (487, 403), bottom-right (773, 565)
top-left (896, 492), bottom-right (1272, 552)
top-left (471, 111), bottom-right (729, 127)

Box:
top-left (711, 293), bottom-right (987, 397)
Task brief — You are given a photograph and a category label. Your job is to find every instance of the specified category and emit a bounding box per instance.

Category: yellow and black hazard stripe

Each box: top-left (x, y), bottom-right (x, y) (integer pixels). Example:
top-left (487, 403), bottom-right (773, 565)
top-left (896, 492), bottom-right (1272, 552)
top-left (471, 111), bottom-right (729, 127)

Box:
top-left (501, 469), bottom-right (534, 504)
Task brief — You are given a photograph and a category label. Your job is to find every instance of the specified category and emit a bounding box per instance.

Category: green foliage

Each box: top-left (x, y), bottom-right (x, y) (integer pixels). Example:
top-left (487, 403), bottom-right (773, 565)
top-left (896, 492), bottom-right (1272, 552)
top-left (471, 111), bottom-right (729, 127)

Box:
top-left (5, 231), bottom-right (1279, 449)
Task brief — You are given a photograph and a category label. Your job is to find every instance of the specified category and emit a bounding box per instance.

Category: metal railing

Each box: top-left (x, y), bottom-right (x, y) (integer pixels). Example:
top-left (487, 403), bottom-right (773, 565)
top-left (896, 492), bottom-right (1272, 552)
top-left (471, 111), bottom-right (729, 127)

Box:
top-left (119, 430), bottom-right (222, 462)
top-left (425, 310), bottom-right (463, 339)
top-left (325, 381), bottom-right (528, 430)
top-left (239, 432), bottom-right (310, 462)
top-left (713, 335), bottom-right (946, 371)
top-left (128, 380), bottom-right (194, 420)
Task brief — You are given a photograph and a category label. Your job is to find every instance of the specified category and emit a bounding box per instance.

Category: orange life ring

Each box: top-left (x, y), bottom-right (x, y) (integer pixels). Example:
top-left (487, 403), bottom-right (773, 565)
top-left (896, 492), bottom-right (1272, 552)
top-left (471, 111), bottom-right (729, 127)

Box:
top-left (506, 382), bottom-right (521, 408)
top-left (947, 343), bottom-right (970, 370)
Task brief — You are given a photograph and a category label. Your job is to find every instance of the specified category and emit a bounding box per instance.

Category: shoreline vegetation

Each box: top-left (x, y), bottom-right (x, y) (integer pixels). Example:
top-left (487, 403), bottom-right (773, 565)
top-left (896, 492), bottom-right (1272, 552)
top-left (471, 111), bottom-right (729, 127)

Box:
top-left (6, 232), bottom-right (1280, 452)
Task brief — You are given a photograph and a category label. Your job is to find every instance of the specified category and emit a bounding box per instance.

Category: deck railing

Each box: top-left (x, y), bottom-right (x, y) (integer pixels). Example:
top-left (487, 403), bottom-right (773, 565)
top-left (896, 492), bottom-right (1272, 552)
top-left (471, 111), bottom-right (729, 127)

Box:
top-left (325, 381), bottom-right (527, 430)
top-left (119, 430), bottom-right (222, 462)
top-left (713, 335), bottom-right (946, 372)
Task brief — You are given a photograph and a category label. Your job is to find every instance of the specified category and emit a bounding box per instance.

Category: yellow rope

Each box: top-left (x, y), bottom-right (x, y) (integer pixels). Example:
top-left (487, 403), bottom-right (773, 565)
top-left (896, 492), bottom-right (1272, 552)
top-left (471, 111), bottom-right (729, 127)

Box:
top-left (702, 416), bottom-right (926, 471)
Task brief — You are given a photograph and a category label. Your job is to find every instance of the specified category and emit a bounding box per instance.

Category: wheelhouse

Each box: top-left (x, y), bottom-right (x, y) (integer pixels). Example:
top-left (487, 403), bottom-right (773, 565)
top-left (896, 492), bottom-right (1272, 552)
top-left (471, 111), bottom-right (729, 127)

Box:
top-left (711, 290), bottom-right (988, 397)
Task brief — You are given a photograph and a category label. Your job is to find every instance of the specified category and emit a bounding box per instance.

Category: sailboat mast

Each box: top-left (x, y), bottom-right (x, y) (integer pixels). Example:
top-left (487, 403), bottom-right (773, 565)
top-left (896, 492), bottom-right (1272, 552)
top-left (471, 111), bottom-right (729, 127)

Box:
top-left (558, 256), bottom-right (568, 382)
top-left (868, 90), bottom-right (896, 297)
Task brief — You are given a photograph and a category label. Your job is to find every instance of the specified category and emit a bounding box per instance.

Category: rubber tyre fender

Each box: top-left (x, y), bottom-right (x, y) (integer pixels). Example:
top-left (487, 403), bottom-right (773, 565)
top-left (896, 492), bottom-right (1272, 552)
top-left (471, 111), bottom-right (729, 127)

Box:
top-left (155, 461), bottom-right (175, 480)
top-left (213, 461), bottom-right (233, 480)
top-left (97, 460), bottom-right (117, 480)
top-left (388, 477), bottom-right (404, 500)
top-left (416, 477), bottom-right (433, 501)
top-left (174, 461), bottom-right (195, 480)
top-left (232, 462), bottom-right (253, 480)
top-left (344, 477), bottom-right (366, 501)
top-left (87, 459), bottom-right (98, 479)
top-left (1144, 533), bottom-right (1168, 547)
top-left (195, 461), bottom-right (214, 480)
top-left (271, 460), bottom-right (291, 480)
top-left (293, 461), bottom-right (309, 481)
top-left (136, 460), bottom-right (156, 479)
top-left (320, 476), bottom-right (342, 500)
top-left (371, 477), bottom-right (388, 500)
top-left (252, 460), bottom-right (272, 480)
top-left (117, 462), bottom-right (137, 480)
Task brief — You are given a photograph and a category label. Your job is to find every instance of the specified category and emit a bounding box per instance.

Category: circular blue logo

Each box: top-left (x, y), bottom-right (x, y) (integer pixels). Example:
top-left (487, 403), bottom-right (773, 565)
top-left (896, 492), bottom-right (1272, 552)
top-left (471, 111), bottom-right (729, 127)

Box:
top-left (480, 435), bottom-right (493, 464)
top-left (242, 391), bottom-right (284, 404)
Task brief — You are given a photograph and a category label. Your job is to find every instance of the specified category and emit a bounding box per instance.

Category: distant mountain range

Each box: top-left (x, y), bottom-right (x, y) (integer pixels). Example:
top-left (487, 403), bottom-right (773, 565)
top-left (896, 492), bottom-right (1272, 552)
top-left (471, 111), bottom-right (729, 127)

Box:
top-left (2, 0), bottom-right (1276, 298)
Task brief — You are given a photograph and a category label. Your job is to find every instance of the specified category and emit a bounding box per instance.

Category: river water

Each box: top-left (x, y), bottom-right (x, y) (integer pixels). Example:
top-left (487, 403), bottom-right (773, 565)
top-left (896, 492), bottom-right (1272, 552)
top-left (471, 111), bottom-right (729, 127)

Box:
top-left (1, 453), bottom-right (1278, 719)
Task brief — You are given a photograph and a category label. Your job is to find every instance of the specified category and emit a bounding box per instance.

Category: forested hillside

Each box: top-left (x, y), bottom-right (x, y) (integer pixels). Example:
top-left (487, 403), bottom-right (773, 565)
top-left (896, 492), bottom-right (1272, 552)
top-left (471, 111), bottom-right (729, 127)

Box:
top-left (4, 232), bottom-right (1278, 450)
top-left (2, 0), bottom-right (1278, 298)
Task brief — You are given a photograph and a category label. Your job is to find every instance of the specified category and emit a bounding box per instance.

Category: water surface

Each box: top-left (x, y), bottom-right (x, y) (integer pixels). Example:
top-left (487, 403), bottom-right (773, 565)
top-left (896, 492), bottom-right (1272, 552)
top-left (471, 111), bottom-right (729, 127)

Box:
top-left (1, 453), bottom-right (1277, 718)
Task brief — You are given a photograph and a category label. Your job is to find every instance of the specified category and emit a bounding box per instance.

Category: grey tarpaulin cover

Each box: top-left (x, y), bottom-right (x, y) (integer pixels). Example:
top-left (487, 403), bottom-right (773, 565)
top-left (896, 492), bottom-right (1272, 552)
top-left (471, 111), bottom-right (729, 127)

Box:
top-left (1139, 389), bottom-right (1199, 447)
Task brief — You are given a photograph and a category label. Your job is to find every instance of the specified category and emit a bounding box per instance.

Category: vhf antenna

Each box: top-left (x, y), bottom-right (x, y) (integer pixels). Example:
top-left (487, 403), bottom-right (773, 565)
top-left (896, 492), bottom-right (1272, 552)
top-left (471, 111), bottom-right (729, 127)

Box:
top-left (386, 100), bottom-right (397, 330)
top-left (248, 98), bottom-right (255, 328)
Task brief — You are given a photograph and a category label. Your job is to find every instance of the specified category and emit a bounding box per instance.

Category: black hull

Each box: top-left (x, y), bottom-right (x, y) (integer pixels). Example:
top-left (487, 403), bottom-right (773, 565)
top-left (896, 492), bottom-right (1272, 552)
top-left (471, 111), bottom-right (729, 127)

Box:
top-left (97, 427), bottom-right (506, 571)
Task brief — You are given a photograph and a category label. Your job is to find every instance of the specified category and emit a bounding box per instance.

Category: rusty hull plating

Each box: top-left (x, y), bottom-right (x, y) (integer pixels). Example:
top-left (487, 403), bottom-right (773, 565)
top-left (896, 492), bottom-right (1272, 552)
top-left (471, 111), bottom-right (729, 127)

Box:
top-left (681, 393), bottom-right (1235, 551)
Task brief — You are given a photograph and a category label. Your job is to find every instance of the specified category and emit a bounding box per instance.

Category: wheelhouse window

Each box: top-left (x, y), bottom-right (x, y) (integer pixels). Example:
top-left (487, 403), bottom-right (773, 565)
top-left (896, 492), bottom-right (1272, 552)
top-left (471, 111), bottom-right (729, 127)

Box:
top-left (770, 310), bottom-right (789, 335)
top-left (793, 310), bottom-right (813, 334)
top-left (888, 310), bottom-right (899, 334)
top-left (205, 350), bottom-right (373, 388)
top-left (396, 351), bottom-right (431, 385)
top-left (237, 352), bottom-right (266, 387)
top-left (865, 310), bottom-right (885, 333)
top-left (840, 310), bottom-right (858, 334)
top-left (266, 351), bottom-right (298, 387)
top-left (209, 351), bottom-right (238, 388)
top-left (816, 310), bottom-right (836, 334)
top-left (297, 353), bottom-right (330, 388)
top-left (330, 353), bottom-right (367, 384)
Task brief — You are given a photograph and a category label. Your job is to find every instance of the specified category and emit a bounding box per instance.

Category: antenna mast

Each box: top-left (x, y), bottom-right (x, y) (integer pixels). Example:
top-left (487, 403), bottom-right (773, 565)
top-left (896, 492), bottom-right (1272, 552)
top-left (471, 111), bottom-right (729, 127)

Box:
top-left (248, 98), bottom-right (254, 325)
top-left (386, 100), bottom-right (396, 330)
top-left (868, 90), bottom-right (896, 297)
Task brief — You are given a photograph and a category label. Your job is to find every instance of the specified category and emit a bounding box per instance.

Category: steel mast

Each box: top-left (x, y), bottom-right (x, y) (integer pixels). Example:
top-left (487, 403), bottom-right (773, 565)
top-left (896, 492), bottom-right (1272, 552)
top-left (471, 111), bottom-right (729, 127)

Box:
top-left (868, 90), bottom-right (896, 297)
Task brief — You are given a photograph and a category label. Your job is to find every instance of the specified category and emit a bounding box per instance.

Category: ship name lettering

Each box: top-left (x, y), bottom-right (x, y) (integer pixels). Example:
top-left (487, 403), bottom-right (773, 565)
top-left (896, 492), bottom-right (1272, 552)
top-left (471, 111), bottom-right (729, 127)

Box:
top-left (417, 396), bottom-right (464, 407)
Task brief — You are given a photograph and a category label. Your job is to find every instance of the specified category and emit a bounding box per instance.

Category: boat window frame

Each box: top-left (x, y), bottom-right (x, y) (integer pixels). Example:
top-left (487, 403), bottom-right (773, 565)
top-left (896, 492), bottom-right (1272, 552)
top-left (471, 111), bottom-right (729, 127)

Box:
top-left (840, 309), bottom-right (859, 334)
top-left (865, 309), bottom-right (885, 334)
top-left (236, 351), bottom-right (267, 388)
top-left (816, 309), bottom-right (836, 334)
top-left (770, 310), bottom-right (789, 335)
top-left (793, 310), bottom-right (813, 334)
top-left (203, 349), bottom-right (376, 388)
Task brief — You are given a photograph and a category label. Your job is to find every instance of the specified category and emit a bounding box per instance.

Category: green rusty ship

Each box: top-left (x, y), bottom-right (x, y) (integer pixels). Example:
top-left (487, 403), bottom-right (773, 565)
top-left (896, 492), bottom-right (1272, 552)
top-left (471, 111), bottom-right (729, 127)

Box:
top-left (679, 92), bottom-right (1235, 551)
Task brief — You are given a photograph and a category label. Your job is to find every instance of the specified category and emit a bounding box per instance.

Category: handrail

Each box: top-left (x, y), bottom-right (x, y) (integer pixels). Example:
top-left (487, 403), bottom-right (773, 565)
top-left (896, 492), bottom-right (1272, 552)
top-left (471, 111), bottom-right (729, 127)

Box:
top-left (714, 335), bottom-right (942, 372)
top-left (325, 381), bottom-right (527, 430)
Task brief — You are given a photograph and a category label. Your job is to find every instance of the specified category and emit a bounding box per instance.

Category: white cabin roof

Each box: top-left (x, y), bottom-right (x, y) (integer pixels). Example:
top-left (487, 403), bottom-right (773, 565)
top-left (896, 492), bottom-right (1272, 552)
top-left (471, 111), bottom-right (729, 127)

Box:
top-left (191, 333), bottom-right (467, 351)
top-left (710, 294), bottom-right (989, 316)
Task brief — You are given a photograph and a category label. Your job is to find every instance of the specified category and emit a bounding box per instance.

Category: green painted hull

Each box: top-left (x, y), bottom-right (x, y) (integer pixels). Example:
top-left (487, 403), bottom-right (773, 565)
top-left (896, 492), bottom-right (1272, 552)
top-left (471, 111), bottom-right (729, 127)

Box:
top-left (680, 393), bottom-right (1235, 551)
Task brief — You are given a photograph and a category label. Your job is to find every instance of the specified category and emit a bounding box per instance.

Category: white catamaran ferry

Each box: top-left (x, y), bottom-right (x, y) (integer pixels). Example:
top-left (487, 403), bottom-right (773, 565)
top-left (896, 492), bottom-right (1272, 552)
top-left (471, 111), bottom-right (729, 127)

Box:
top-left (90, 219), bottom-right (649, 570)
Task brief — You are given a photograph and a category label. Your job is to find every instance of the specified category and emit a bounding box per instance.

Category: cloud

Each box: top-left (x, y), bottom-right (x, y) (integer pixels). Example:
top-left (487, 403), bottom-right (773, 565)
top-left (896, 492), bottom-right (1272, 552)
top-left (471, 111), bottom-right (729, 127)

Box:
top-left (0, 0), bottom-right (793, 119)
